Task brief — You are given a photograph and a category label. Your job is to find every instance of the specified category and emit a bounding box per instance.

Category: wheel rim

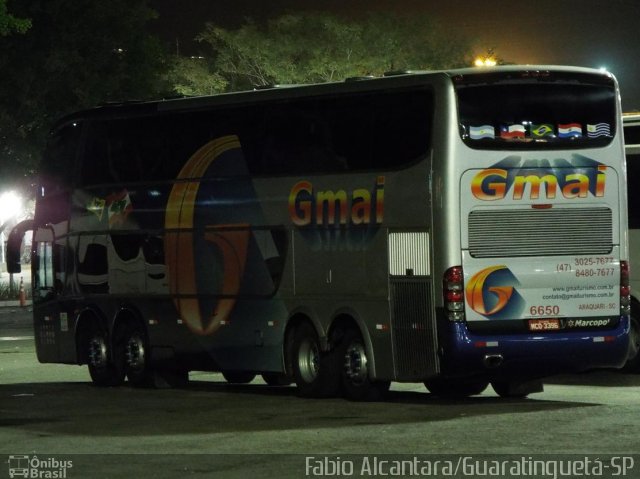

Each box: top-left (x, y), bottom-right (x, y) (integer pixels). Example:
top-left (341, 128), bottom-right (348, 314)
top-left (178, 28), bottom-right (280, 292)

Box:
top-left (88, 336), bottom-right (108, 369)
top-left (126, 334), bottom-right (146, 373)
top-left (297, 338), bottom-right (320, 384)
top-left (344, 341), bottom-right (368, 386)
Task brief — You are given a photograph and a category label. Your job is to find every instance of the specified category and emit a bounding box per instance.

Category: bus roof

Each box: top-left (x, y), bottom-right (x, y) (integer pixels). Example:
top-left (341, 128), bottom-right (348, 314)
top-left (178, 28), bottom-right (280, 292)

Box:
top-left (51, 65), bottom-right (616, 130)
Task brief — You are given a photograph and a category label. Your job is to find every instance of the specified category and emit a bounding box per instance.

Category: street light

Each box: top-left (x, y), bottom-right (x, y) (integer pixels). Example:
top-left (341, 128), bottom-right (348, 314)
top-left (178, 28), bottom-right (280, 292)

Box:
top-left (0, 191), bottom-right (22, 225)
top-left (474, 56), bottom-right (497, 67)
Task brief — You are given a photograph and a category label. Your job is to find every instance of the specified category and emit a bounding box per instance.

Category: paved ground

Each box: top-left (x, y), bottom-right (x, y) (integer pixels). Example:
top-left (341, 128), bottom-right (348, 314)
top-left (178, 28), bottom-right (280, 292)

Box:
top-left (1, 306), bottom-right (640, 478)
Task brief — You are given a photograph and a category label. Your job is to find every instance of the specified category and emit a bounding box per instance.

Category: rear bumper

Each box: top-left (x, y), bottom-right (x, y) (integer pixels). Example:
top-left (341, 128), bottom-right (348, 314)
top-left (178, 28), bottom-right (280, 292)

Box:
top-left (439, 316), bottom-right (630, 379)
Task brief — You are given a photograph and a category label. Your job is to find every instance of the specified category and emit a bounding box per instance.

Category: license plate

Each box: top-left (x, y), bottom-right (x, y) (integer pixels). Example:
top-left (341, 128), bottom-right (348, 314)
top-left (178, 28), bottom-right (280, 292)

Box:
top-left (528, 319), bottom-right (561, 331)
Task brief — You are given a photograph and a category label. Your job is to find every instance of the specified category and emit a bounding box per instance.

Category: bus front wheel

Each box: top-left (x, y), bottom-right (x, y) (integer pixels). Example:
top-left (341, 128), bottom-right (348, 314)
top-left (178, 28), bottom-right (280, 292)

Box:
top-left (223, 371), bottom-right (256, 384)
top-left (261, 373), bottom-right (292, 386)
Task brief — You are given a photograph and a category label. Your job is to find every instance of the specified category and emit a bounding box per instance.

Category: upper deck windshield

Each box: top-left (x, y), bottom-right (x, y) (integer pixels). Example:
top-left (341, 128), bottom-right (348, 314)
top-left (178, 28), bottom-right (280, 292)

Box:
top-left (455, 70), bottom-right (617, 150)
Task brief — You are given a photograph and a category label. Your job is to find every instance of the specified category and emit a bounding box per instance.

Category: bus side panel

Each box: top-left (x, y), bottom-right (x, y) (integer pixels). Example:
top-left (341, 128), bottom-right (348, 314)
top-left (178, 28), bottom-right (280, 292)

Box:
top-left (284, 161), bottom-right (440, 382)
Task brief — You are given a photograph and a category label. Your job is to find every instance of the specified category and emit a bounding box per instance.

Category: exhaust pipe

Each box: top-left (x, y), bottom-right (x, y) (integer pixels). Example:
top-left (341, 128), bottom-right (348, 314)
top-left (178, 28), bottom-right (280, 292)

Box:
top-left (483, 354), bottom-right (504, 369)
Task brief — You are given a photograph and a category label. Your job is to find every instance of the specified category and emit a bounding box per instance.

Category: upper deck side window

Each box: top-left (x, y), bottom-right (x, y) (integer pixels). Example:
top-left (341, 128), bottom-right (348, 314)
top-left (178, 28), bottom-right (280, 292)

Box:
top-left (75, 86), bottom-right (435, 187)
top-left (42, 121), bottom-right (83, 190)
top-left (256, 88), bottom-right (434, 175)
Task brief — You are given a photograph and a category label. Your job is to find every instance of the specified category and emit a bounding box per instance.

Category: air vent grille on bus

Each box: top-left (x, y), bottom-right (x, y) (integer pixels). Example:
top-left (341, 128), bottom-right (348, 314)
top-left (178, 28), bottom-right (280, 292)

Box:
top-left (390, 278), bottom-right (439, 380)
top-left (388, 231), bottom-right (430, 276)
top-left (468, 207), bottom-right (613, 258)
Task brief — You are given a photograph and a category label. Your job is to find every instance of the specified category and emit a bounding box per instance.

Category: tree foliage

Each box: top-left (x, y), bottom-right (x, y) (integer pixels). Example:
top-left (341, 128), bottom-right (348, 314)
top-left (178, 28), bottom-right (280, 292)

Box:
top-left (167, 56), bottom-right (227, 97)
top-left (0, 8), bottom-right (475, 190)
top-left (0, 0), bottom-right (167, 189)
top-left (188, 12), bottom-right (473, 91)
top-left (0, 0), bottom-right (30, 36)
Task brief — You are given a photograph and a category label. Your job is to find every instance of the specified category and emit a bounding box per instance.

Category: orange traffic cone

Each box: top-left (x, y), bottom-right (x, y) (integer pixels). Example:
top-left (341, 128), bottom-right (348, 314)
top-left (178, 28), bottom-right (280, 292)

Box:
top-left (19, 277), bottom-right (26, 307)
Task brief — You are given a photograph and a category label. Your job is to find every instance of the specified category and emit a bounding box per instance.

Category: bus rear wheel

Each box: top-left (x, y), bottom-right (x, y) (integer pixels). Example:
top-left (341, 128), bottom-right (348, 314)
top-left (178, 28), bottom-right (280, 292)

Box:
top-left (491, 379), bottom-right (543, 398)
top-left (623, 310), bottom-right (640, 373)
top-left (124, 323), bottom-right (153, 387)
top-left (291, 322), bottom-right (340, 398)
top-left (424, 377), bottom-right (489, 397)
top-left (340, 328), bottom-right (390, 401)
top-left (87, 329), bottom-right (124, 387)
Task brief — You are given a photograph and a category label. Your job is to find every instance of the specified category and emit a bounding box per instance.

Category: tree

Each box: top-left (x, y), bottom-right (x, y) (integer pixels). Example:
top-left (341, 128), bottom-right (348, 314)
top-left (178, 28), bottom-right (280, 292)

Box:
top-left (0, 0), bottom-right (30, 36)
top-left (167, 56), bottom-right (227, 97)
top-left (0, 0), bottom-right (168, 190)
top-left (185, 12), bottom-right (473, 92)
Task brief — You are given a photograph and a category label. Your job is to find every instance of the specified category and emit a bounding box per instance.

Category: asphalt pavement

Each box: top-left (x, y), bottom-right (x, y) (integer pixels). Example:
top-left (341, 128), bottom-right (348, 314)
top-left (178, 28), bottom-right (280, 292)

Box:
top-left (0, 304), bottom-right (32, 335)
top-left (2, 304), bottom-right (640, 478)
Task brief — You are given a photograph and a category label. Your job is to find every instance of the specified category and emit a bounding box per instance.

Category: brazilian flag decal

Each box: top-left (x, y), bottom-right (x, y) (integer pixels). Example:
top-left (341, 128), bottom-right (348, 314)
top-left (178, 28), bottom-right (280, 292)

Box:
top-left (531, 124), bottom-right (555, 138)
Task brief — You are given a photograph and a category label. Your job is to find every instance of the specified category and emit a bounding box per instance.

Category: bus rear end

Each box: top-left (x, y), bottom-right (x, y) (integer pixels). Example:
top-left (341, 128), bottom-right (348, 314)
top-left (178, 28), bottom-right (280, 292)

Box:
top-left (623, 113), bottom-right (640, 371)
top-left (439, 68), bottom-right (630, 395)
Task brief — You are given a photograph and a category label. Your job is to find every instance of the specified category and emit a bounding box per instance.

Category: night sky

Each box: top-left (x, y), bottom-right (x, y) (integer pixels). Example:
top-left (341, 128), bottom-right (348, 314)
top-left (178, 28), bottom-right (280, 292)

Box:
top-left (152, 0), bottom-right (640, 111)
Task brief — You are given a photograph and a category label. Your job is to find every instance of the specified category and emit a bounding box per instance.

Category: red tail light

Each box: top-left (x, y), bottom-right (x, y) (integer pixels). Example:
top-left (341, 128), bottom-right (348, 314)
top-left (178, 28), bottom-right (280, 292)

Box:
top-left (621, 260), bottom-right (630, 316)
top-left (444, 266), bottom-right (465, 321)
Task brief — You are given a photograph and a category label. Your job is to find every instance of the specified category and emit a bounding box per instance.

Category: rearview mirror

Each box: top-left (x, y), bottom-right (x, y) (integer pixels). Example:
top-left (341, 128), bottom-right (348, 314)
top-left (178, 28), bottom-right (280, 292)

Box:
top-left (6, 219), bottom-right (34, 274)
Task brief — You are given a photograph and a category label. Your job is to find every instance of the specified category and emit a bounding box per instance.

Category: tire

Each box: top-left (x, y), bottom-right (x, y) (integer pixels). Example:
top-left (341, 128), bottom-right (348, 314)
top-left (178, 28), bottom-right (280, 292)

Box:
top-left (152, 368), bottom-right (189, 389)
top-left (123, 322), bottom-right (153, 387)
top-left (222, 371), bottom-right (256, 384)
top-left (425, 377), bottom-right (489, 398)
top-left (261, 373), bottom-right (292, 386)
top-left (623, 312), bottom-right (640, 373)
top-left (291, 322), bottom-right (340, 398)
top-left (491, 379), bottom-right (543, 398)
top-left (340, 328), bottom-right (390, 401)
top-left (491, 381), bottom-right (527, 398)
top-left (87, 328), bottom-right (125, 387)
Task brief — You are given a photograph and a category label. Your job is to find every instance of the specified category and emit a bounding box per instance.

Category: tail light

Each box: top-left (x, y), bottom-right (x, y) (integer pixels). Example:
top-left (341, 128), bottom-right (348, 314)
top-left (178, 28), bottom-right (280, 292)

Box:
top-left (621, 260), bottom-right (630, 316)
top-left (444, 266), bottom-right (465, 321)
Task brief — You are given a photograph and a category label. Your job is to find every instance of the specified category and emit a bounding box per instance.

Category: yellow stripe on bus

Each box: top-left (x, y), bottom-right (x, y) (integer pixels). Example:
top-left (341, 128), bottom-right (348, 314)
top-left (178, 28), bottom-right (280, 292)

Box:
top-left (164, 135), bottom-right (246, 335)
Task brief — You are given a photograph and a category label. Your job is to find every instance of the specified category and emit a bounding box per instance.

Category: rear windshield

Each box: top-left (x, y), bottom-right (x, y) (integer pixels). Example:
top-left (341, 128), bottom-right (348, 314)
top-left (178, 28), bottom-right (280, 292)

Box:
top-left (455, 71), bottom-right (617, 150)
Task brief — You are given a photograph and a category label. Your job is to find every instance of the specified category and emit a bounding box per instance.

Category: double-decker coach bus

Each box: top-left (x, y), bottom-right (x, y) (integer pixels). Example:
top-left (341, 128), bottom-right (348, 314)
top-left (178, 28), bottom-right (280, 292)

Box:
top-left (623, 112), bottom-right (640, 371)
top-left (12, 66), bottom-right (630, 399)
